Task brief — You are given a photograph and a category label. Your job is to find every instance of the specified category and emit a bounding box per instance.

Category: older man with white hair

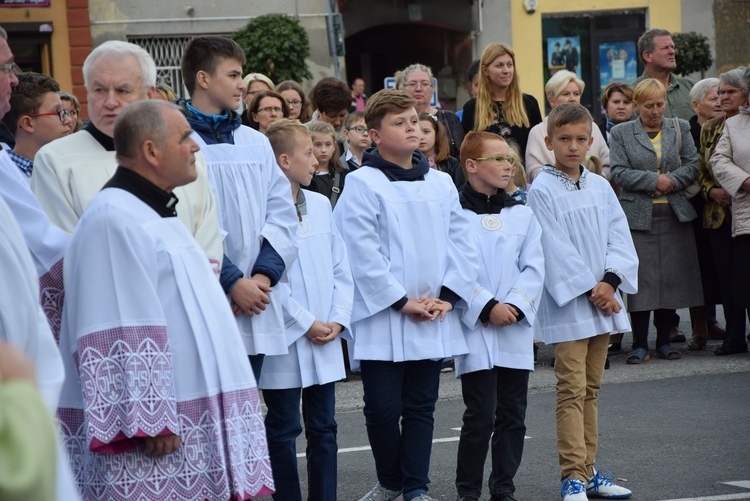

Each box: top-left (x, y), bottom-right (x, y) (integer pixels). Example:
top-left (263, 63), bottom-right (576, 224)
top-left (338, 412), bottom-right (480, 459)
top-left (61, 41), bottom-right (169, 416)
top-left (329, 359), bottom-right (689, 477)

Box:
top-left (32, 40), bottom-right (222, 269)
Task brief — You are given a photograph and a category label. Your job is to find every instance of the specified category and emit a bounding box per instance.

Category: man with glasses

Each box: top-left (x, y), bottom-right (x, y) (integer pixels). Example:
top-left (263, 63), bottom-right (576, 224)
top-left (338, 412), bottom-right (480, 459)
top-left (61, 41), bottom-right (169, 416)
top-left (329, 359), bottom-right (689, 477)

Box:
top-left (2, 72), bottom-right (72, 179)
top-left (0, 25), bottom-right (81, 501)
top-left (31, 40), bottom-right (223, 270)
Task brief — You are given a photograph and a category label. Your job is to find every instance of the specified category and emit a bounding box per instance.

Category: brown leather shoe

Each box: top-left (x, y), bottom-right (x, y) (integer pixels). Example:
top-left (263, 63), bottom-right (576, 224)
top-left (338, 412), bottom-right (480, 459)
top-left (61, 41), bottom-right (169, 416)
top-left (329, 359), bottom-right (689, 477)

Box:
top-left (707, 323), bottom-right (727, 340)
top-left (669, 326), bottom-right (686, 343)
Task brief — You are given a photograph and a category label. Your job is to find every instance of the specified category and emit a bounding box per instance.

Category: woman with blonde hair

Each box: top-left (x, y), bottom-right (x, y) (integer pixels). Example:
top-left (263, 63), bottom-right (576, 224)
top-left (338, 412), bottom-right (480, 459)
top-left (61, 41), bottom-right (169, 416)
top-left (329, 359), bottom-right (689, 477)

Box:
top-left (610, 78), bottom-right (702, 364)
top-left (525, 70), bottom-right (610, 181)
top-left (461, 43), bottom-right (542, 159)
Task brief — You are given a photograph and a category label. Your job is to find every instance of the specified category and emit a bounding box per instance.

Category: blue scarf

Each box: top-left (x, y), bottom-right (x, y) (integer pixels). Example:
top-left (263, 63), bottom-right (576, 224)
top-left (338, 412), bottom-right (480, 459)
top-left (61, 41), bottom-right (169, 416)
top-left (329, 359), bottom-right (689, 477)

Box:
top-left (185, 101), bottom-right (229, 131)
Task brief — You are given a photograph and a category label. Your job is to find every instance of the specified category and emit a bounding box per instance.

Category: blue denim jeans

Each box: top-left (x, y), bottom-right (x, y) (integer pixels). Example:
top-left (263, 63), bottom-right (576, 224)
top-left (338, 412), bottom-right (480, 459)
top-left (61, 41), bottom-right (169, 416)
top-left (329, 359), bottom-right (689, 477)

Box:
top-left (360, 359), bottom-right (442, 500)
top-left (455, 367), bottom-right (529, 498)
top-left (263, 383), bottom-right (338, 501)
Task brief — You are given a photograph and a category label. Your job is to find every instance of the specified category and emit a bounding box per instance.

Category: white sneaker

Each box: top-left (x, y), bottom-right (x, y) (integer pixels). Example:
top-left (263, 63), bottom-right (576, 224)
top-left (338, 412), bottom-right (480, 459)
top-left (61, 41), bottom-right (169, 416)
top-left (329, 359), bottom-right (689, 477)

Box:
top-left (359, 483), bottom-right (402, 501)
top-left (561, 479), bottom-right (589, 501)
top-left (586, 469), bottom-right (632, 499)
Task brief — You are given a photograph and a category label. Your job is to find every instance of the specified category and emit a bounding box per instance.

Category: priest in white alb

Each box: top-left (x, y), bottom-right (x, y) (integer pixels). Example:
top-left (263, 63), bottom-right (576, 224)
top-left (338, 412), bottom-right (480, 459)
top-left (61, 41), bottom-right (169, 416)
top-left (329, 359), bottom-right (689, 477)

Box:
top-left (57, 100), bottom-right (274, 500)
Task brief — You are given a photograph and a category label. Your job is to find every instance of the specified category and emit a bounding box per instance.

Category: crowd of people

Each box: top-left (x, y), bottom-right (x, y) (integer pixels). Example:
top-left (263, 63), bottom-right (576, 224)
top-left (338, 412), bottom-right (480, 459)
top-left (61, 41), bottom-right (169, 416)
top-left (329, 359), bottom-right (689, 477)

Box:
top-left (0, 22), bottom-right (748, 501)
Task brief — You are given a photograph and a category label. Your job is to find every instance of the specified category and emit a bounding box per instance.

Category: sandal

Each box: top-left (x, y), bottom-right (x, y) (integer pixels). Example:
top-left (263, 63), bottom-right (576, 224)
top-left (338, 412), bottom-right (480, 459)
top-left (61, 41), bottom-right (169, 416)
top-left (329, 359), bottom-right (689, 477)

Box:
top-left (626, 347), bottom-right (650, 364)
top-left (657, 344), bottom-right (681, 360)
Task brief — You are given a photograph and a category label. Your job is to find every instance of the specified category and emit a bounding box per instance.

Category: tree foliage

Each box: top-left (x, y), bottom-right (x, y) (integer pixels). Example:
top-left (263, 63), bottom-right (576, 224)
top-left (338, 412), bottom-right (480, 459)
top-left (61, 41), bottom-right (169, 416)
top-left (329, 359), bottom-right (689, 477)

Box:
top-left (232, 14), bottom-right (313, 83)
top-left (673, 31), bottom-right (713, 77)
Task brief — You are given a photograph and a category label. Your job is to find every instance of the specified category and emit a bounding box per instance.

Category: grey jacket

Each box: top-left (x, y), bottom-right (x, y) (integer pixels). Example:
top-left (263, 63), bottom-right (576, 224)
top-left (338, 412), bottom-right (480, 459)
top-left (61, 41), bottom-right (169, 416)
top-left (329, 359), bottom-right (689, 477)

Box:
top-left (610, 117), bottom-right (699, 231)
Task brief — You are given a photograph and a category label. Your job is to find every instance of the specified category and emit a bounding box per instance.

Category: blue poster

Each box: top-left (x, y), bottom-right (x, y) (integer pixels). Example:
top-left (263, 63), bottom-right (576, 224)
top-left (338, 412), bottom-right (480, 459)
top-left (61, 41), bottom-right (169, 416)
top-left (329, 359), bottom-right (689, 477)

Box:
top-left (599, 41), bottom-right (637, 91)
top-left (546, 36), bottom-right (581, 79)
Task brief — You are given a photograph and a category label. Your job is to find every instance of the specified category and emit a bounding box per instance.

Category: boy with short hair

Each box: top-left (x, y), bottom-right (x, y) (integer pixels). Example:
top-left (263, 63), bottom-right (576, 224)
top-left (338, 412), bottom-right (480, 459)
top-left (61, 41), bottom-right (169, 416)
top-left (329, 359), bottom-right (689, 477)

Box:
top-left (179, 36), bottom-right (298, 380)
top-left (454, 131), bottom-right (545, 501)
top-left (333, 89), bottom-right (478, 501)
top-left (2, 72), bottom-right (72, 179)
top-left (262, 118), bottom-right (353, 501)
top-left (527, 103), bottom-right (638, 501)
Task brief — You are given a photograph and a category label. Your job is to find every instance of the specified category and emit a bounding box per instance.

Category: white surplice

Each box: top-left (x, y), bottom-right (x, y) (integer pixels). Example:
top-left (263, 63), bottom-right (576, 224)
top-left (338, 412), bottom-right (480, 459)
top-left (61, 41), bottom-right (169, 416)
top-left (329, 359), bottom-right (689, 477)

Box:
top-left (57, 188), bottom-right (274, 501)
top-left (0, 149), bottom-right (67, 339)
top-left (455, 204), bottom-right (545, 376)
top-left (0, 196), bottom-right (80, 501)
top-left (31, 129), bottom-right (224, 270)
top-left (260, 190), bottom-right (353, 389)
top-left (194, 126), bottom-right (298, 356)
top-left (527, 166), bottom-right (639, 344)
top-left (333, 167), bottom-right (478, 362)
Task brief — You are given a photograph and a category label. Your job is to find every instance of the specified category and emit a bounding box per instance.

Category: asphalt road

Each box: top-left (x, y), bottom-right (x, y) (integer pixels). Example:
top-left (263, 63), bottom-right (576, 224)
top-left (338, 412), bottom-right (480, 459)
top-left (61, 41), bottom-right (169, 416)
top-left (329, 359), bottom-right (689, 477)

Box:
top-left (268, 309), bottom-right (750, 501)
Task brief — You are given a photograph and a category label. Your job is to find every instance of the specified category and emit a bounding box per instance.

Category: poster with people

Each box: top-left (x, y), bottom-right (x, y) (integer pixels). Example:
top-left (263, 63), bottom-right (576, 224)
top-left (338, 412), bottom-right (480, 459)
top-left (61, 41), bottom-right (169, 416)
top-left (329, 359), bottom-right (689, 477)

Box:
top-left (599, 41), bottom-right (638, 91)
top-left (546, 36), bottom-right (582, 79)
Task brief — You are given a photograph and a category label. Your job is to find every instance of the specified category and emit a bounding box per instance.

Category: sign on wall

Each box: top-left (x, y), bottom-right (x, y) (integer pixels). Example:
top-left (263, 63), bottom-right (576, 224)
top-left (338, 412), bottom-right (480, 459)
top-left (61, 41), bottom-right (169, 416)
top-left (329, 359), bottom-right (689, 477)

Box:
top-left (0, 0), bottom-right (50, 6)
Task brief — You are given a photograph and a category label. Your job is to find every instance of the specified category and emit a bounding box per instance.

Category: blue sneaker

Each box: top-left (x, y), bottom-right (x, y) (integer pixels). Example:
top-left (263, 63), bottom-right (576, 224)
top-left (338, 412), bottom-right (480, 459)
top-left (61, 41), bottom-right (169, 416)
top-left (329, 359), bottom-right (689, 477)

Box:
top-left (586, 469), bottom-right (632, 499)
top-left (561, 479), bottom-right (588, 501)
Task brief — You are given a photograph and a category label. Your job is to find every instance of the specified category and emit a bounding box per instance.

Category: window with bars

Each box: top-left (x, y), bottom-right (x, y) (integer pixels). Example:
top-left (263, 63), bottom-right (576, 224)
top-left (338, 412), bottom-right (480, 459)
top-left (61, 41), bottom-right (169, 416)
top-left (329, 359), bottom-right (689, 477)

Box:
top-left (128, 34), bottom-right (232, 99)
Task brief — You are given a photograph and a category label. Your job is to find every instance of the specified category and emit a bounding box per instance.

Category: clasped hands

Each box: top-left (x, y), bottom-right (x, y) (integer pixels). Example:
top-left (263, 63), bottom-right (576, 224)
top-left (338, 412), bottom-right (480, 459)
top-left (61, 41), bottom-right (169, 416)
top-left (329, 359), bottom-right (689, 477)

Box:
top-left (400, 297), bottom-right (453, 322)
top-left (230, 274), bottom-right (272, 316)
top-left (648, 173), bottom-right (675, 198)
top-left (589, 282), bottom-right (621, 317)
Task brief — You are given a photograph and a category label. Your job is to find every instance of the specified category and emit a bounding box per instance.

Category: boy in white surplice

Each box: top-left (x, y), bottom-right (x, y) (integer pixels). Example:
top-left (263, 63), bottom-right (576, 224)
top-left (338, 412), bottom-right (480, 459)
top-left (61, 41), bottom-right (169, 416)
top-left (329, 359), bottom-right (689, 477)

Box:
top-left (333, 90), bottom-right (478, 501)
top-left (527, 104), bottom-right (638, 501)
top-left (453, 131), bottom-right (545, 501)
top-left (178, 36), bottom-right (298, 381)
top-left (261, 119), bottom-right (354, 501)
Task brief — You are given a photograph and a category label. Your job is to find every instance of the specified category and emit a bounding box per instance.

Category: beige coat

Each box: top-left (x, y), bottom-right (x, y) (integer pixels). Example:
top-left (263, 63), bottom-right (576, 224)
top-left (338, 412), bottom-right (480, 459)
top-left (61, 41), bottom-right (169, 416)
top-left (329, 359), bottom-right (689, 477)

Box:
top-left (710, 108), bottom-right (750, 237)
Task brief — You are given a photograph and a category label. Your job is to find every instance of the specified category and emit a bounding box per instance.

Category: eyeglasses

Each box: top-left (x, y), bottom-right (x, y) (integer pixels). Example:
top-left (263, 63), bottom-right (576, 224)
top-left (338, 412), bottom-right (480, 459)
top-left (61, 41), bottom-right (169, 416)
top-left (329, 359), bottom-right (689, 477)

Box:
top-left (28, 109), bottom-right (70, 122)
top-left (257, 106), bottom-right (283, 114)
top-left (347, 125), bottom-right (368, 134)
top-left (473, 154), bottom-right (512, 164)
top-left (0, 62), bottom-right (19, 75)
top-left (286, 99), bottom-right (302, 107)
top-left (718, 89), bottom-right (742, 96)
top-left (405, 81), bottom-right (433, 90)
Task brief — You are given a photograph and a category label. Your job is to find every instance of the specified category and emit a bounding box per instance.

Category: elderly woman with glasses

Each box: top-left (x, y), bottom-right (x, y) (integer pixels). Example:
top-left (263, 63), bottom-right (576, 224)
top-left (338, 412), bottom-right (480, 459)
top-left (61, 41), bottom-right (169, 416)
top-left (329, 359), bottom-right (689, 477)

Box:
top-left (610, 78), bottom-right (702, 364)
top-left (396, 63), bottom-right (464, 158)
top-left (525, 70), bottom-right (610, 182)
top-left (700, 67), bottom-right (750, 356)
top-left (246, 90), bottom-right (289, 135)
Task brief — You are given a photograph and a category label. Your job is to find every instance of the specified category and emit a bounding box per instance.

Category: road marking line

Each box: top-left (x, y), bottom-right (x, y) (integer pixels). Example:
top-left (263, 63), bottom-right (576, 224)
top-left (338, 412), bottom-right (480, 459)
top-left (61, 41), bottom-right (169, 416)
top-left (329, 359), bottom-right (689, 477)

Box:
top-left (297, 435), bottom-right (532, 457)
top-left (659, 481), bottom-right (750, 501)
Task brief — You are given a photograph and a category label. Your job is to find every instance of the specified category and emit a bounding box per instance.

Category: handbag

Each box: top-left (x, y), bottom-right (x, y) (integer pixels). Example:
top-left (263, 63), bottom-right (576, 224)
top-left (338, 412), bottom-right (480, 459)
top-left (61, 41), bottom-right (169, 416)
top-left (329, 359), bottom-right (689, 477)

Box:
top-left (673, 117), bottom-right (700, 199)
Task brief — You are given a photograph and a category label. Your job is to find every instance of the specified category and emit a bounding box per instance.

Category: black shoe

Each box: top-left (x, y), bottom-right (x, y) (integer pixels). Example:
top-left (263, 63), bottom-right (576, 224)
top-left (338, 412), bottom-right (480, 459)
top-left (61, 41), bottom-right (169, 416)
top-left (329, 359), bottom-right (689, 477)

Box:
top-left (608, 342), bottom-right (622, 353)
top-left (491, 494), bottom-right (517, 501)
top-left (669, 326), bottom-right (686, 343)
top-left (714, 342), bottom-right (748, 356)
top-left (605, 356), bottom-right (610, 370)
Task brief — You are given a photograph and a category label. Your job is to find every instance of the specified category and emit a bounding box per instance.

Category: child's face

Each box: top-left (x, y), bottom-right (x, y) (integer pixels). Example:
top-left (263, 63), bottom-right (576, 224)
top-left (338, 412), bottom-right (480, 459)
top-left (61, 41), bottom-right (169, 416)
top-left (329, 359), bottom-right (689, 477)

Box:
top-left (370, 107), bottom-right (420, 156)
top-left (344, 119), bottom-right (371, 149)
top-left (467, 138), bottom-right (513, 191)
top-left (205, 57), bottom-right (245, 111)
top-left (285, 134), bottom-right (318, 186)
top-left (544, 121), bottom-right (593, 172)
top-left (312, 133), bottom-right (335, 166)
top-left (418, 119), bottom-right (436, 155)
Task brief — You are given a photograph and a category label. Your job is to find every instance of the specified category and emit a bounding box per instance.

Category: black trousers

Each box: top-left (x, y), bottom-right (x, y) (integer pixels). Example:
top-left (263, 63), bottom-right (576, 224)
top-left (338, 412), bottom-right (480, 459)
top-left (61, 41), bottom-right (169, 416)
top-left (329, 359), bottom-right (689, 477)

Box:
top-left (456, 367), bottom-right (529, 498)
top-left (632, 309), bottom-right (674, 350)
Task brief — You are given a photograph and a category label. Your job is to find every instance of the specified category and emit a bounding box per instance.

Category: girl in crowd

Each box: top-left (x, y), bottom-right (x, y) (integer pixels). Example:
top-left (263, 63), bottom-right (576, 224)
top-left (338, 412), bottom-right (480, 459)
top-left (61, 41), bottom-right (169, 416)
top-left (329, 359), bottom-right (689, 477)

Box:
top-left (418, 112), bottom-right (461, 185)
top-left (525, 70), bottom-right (610, 181)
top-left (246, 90), bottom-right (289, 135)
top-left (462, 43), bottom-right (542, 160)
top-left (276, 80), bottom-right (311, 123)
top-left (397, 63), bottom-right (464, 158)
top-left (59, 91), bottom-right (82, 133)
top-left (307, 121), bottom-right (347, 207)
top-left (343, 111), bottom-right (370, 170)
top-left (505, 143), bottom-right (528, 204)
top-left (610, 79), bottom-right (702, 364)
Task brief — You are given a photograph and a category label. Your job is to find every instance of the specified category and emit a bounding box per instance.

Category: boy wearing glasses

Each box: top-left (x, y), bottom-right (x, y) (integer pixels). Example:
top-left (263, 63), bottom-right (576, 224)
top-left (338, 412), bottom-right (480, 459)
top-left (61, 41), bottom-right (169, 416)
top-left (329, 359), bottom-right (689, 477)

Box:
top-left (453, 131), bottom-right (545, 501)
top-left (527, 104), bottom-right (637, 501)
top-left (342, 111), bottom-right (370, 169)
top-left (334, 89), bottom-right (477, 501)
top-left (179, 36), bottom-right (298, 381)
top-left (2, 72), bottom-right (72, 179)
